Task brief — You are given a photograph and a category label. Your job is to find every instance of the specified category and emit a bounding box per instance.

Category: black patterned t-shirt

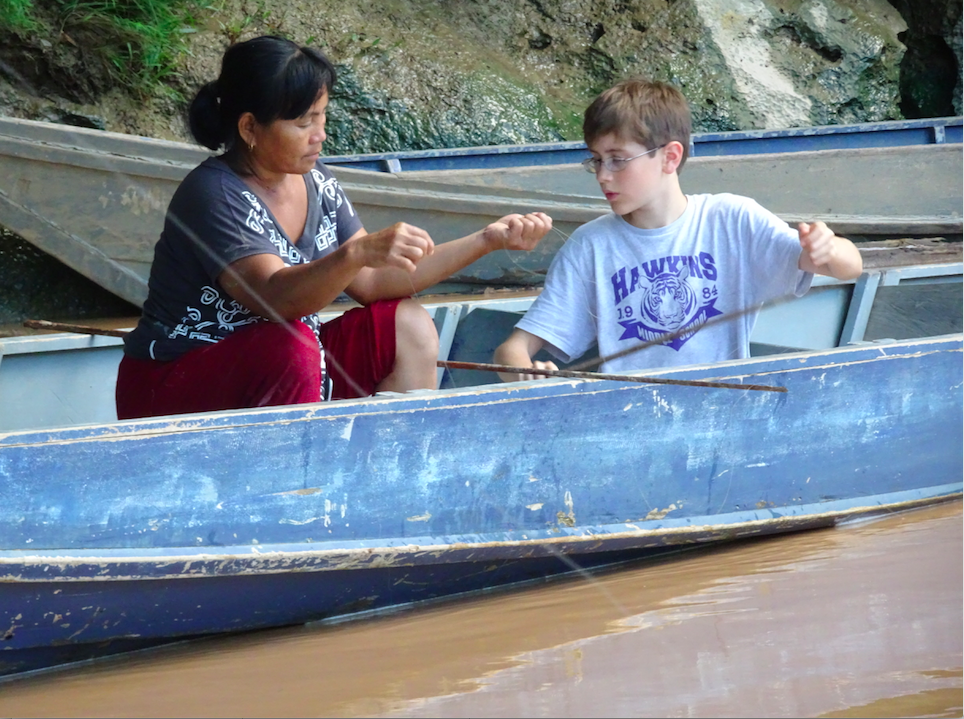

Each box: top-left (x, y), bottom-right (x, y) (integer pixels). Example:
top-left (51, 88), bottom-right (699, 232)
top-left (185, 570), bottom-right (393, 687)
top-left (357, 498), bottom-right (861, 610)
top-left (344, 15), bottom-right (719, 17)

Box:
top-left (123, 157), bottom-right (362, 363)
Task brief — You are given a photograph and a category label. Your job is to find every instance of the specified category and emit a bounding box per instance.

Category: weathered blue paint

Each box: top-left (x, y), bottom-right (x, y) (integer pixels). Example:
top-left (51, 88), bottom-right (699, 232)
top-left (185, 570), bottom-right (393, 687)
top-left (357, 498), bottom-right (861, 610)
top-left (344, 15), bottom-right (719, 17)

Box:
top-left (0, 334), bottom-right (961, 676)
top-left (687, 117), bottom-right (963, 156)
top-left (320, 117), bottom-right (964, 172)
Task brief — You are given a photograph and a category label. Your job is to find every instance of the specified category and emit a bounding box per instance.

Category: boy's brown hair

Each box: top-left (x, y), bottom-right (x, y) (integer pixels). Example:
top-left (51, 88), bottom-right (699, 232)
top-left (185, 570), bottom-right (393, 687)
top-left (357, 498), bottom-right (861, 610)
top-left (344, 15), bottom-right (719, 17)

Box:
top-left (583, 78), bottom-right (692, 172)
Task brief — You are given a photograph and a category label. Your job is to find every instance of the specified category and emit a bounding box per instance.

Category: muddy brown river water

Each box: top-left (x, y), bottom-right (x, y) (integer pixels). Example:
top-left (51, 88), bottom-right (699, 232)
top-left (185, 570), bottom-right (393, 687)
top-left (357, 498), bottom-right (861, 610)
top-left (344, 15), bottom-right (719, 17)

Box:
top-left (0, 501), bottom-right (960, 718)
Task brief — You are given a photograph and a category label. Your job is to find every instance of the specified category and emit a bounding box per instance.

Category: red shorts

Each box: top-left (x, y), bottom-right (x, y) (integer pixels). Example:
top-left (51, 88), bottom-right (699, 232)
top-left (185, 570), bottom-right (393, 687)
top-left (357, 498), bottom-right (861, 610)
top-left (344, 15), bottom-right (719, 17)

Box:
top-left (318, 299), bottom-right (400, 401)
top-left (116, 299), bottom-right (401, 420)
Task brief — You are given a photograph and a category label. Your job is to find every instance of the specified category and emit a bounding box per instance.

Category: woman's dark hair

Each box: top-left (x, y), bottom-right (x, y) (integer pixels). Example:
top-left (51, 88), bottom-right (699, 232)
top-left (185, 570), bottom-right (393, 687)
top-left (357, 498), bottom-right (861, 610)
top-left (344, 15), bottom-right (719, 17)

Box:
top-left (188, 35), bottom-right (337, 152)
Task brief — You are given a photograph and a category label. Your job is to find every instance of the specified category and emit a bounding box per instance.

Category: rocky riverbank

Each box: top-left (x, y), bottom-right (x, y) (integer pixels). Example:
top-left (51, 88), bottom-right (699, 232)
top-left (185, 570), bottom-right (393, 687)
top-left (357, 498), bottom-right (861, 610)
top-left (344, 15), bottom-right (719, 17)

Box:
top-left (1, 0), bottom-right (961, 154)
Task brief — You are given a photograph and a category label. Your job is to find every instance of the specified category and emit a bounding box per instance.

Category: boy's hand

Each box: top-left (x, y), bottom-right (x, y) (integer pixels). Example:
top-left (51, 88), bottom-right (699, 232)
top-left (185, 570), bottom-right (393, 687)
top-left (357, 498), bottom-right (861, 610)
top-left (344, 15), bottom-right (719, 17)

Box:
top-left (798, 221), bottom-right (837, 268)
top-left (483, 212), bottom-right (553, 252)
top-left (493, 328), bottom-right (553, 382)
top-left (516, 359), bottom-right (560, 382)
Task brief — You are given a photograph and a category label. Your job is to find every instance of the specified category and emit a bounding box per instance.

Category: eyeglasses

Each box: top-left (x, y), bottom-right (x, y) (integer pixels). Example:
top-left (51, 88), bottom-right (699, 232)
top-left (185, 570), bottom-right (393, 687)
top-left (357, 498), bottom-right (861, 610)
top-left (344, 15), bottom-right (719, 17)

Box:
top-left (581, 144), bottom-right (666, 174)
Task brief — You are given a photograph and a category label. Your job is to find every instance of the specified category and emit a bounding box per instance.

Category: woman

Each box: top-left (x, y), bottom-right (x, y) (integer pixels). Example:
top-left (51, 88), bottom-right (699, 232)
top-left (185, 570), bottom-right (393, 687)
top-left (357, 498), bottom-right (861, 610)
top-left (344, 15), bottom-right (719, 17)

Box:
top-left (116, 35), bottom-right (551, 419)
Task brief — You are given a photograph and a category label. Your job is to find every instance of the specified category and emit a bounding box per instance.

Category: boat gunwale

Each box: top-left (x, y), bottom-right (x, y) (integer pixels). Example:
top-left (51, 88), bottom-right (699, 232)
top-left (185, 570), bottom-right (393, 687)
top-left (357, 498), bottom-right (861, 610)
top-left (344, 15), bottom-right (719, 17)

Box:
top-left (0, 333), bottom-right (961, 448)
top-left (2, 126), bottom-right (960, 192)
top-left (0, 488), bottom-right (960, 579)
top-left (2, 114), bottom-right (960, 164)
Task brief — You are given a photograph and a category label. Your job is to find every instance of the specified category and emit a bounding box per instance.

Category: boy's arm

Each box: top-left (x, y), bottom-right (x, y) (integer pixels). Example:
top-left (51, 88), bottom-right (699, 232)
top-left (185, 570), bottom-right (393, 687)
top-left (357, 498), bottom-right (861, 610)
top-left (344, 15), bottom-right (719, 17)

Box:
top-left (493, 328), bottom-right (558, 382)
top-left (797, 221), bottom-right (863, 280)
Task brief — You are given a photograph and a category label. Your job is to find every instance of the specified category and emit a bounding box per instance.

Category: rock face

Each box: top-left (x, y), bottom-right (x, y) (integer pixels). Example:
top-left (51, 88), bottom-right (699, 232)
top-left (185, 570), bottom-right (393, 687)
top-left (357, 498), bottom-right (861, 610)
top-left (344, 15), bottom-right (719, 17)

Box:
top-left (503, 0), bottom-right (909, 132)
top-left (318, 0), bottom-right (912, 150)
top-left (887, 0), bottom-right (962, 116)
top-left (671, 0), bottom-right (907, 129)
top-left (0, 0), bottom-right (957, 153)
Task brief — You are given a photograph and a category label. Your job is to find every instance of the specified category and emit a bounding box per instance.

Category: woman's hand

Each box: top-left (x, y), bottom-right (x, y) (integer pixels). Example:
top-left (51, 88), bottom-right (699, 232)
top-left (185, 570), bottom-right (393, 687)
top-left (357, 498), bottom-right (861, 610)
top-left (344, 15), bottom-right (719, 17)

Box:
top-left (482, 212), bottom-right (553, 252)
top-left (350, 222), bottom-right (435, 273)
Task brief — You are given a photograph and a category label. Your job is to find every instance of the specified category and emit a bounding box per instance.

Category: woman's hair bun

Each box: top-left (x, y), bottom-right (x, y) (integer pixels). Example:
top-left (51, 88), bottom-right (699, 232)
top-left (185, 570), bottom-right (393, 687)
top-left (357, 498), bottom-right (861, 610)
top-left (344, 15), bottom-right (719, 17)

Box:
top-left (187, 81), bottom-right (226, 151)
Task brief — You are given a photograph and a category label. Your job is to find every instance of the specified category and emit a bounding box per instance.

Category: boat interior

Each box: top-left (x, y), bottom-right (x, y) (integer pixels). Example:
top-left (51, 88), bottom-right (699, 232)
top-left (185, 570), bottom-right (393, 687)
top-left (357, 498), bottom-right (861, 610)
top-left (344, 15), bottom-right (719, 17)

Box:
top-left (1, 252), bottom-right (960, 434)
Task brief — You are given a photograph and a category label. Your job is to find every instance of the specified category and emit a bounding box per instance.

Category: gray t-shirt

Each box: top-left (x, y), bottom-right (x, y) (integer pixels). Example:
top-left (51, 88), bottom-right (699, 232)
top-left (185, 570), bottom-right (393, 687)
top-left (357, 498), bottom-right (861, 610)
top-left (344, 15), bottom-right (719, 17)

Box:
top-left (516, 193), bottom-right (813, 373)
top-left (124, 157), bottom-right (362, 362)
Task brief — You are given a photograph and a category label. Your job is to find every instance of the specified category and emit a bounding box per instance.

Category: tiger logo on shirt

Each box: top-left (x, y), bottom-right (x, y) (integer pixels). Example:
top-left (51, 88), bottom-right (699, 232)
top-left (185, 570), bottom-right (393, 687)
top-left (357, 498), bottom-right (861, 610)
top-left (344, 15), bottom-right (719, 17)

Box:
top-left (641, 265), bottom-right (698, 332)
top-left (613, 255), bottom-right (722, 351)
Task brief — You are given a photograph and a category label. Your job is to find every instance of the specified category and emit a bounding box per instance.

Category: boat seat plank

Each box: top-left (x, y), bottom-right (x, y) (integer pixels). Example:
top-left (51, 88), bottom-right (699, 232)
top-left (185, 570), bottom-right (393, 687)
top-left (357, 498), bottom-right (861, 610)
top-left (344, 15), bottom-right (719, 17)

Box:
top-left (752, 284), bottom-right (853, 351)
top-left (858, 239), bottom-right (963, 269)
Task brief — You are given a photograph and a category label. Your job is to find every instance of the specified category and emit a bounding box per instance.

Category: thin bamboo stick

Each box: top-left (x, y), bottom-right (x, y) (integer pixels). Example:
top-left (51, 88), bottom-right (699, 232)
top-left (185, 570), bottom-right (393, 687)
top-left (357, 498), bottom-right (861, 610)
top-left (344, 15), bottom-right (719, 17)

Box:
top-left (437, 360), bottom-right (786, 393)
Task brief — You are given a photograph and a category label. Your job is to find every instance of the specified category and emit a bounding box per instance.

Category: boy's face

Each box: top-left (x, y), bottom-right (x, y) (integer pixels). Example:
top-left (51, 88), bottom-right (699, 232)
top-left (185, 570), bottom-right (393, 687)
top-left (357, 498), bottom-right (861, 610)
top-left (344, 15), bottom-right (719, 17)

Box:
top-left (586, 132), bottom-right (670, 222)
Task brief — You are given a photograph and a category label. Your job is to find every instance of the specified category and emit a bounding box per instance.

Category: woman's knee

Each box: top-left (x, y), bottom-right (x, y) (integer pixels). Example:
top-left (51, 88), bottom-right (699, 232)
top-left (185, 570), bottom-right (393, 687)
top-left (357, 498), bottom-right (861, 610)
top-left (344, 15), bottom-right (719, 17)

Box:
top-left (394, 299), bottom-right (439, 358)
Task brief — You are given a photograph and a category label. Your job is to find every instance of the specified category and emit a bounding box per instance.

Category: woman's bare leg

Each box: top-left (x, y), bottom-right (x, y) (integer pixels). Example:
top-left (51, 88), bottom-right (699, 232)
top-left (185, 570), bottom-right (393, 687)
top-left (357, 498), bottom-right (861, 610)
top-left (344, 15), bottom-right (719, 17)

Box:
top-left (376, 298), bottom-right (439, 393)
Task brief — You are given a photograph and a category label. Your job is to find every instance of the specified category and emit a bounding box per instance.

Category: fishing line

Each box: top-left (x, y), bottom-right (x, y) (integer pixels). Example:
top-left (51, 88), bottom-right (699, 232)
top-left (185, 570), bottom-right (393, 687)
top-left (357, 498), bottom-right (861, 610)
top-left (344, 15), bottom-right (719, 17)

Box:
top-left (539, 544), bottom-right (634, 617)
top-left (514, 221), bottom-right (568, 281)
top-left (7, 96), bottom-right (794, 399)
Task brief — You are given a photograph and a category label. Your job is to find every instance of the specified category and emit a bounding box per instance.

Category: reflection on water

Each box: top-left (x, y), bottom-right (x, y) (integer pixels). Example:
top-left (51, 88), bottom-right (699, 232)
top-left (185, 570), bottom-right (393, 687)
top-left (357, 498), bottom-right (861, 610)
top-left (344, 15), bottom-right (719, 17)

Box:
top-left (0, 501), bottom-right (960, 718)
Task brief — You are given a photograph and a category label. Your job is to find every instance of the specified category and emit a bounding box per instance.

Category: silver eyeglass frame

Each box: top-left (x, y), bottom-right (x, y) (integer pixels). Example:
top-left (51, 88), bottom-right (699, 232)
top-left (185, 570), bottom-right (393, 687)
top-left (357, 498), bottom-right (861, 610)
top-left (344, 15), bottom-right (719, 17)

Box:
top-left (581, 144), bottom-right (667, 174)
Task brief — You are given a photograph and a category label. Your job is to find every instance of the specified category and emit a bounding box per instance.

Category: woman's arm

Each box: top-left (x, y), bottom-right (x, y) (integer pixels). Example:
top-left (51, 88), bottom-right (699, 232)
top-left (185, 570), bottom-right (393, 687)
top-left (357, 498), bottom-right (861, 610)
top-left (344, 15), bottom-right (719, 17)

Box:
top-left (220, 213), bottom-right (552, 318)
top-left (218, 222), bottom-right (434, 320)
top-left (345, 213), bottom-right (552, 305)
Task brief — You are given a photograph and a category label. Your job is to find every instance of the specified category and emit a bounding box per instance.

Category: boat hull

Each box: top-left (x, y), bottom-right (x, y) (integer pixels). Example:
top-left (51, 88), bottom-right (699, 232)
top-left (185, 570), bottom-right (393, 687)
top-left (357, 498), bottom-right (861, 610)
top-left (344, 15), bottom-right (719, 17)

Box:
top-left (1, 489), bottom-right (955, 677)
top-left (1, 335), bottom-right (961, 676)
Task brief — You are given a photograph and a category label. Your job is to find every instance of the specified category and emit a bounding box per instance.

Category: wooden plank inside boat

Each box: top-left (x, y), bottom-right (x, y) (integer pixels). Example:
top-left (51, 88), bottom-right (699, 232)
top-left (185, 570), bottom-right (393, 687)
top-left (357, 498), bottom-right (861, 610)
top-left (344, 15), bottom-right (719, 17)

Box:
top-left (856, 238), bottom-right (963, 269)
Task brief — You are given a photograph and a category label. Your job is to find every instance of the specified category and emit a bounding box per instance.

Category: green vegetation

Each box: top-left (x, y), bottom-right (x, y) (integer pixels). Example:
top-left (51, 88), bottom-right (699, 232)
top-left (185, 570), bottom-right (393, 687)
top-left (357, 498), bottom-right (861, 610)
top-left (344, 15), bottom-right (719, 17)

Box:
top-left (0, 0), bottom-right (206, 97)
top-left (0, 0), bottom-right (38, 31)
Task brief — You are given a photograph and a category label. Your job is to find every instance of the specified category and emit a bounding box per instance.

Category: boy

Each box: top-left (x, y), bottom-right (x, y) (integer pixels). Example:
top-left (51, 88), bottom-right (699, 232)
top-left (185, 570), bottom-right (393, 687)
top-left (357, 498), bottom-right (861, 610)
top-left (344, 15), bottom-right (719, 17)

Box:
top-left (493, 78), bottom-right (863, 380)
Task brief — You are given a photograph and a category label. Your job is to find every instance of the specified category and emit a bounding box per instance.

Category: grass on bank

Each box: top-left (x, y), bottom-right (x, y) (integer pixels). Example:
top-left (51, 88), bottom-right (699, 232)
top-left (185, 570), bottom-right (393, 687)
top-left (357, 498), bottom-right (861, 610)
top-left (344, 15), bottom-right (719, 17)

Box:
top-left (0, 0), bottom-right (206, 97)
top-left (0, 0), bottom-right (38, 31)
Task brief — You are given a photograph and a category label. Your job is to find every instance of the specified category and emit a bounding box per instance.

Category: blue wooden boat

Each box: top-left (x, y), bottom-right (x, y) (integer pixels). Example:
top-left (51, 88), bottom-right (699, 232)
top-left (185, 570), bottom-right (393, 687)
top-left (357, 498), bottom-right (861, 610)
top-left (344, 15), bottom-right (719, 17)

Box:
top-left (0, 115), bottom-right (961, 306)
top-left (0, 252), bottom-right (961, 678)
top-left (320, 116), bottom-right (964, 172)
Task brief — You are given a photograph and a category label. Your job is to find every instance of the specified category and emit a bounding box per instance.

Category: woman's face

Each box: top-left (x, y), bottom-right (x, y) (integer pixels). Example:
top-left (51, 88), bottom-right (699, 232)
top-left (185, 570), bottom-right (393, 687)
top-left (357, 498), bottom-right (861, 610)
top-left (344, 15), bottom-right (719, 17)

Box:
top-left (247, 90), bottom-right (329, 176)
